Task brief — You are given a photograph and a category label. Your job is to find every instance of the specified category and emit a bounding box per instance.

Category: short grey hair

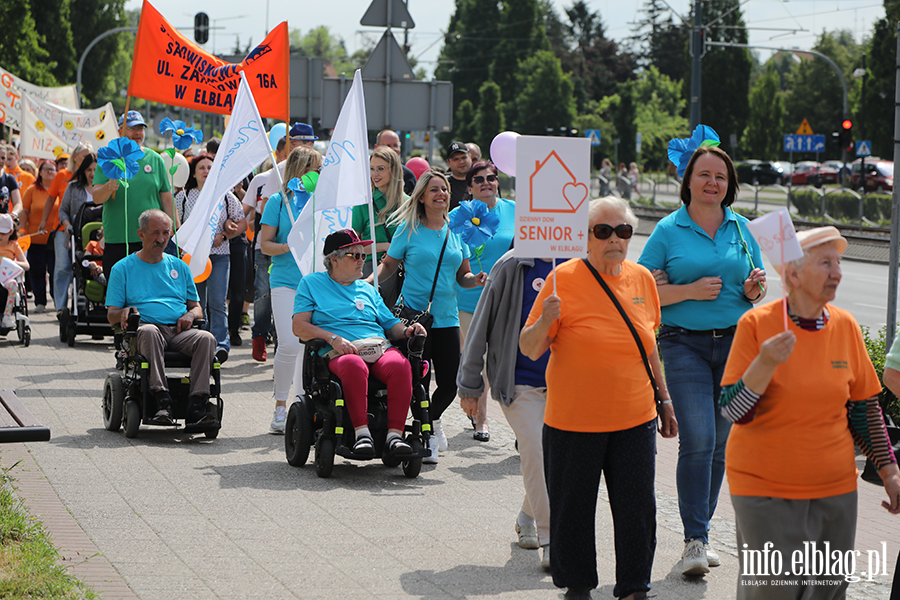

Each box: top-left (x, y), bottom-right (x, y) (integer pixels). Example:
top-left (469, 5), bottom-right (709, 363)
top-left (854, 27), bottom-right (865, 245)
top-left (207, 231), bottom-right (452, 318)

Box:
top-left (138, 209), bottom-right (172, 232)
top-left (323, 248), bottom-right (350, 274)
top-left (588, 196), bottom-right (638, 228)
top-left (782, 239), bottom-right (843, 294)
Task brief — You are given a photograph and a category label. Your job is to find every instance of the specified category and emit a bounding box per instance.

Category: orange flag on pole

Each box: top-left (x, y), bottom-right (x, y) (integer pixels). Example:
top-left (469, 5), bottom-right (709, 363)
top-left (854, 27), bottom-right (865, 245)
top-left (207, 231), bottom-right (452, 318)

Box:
top-left (128, 0), bottom-right (290, 120)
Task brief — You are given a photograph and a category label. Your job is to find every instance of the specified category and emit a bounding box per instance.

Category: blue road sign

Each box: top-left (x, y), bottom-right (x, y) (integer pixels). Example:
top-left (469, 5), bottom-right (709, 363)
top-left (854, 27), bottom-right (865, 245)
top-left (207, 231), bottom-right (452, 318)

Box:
top-left (856, 141), bottom-right (872, 157)
top-left (585, 129), bottom-right (601, 146)
top-left (784, 134), bottom-right (826, 153)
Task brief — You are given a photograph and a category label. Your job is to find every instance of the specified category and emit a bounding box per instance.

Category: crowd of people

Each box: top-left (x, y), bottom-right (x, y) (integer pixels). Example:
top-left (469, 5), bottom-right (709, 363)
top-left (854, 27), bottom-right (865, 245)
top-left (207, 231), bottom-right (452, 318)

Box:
top-left (3, 114), bottom-right (900, 600)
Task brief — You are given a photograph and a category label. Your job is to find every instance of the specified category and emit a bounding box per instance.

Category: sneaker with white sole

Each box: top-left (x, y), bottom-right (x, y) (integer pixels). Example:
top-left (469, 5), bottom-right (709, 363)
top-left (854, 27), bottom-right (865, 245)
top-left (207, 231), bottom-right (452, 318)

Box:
top-left (682, 539), bottom-right (710, 575)
top-left (705, 543), bottom-right (720, 567)
top-left (433, 419), bottom-right (448, 452)
top-left (423, 435), bottom-right (439, 464)
top-left (269, 406), bottom-right (287, 434)
top-left (1, 315), bottom-right (13, 329)
top-left (516, 522), bottom-right (539, 549)
top-left (541, 544), bottom-right (551, 570)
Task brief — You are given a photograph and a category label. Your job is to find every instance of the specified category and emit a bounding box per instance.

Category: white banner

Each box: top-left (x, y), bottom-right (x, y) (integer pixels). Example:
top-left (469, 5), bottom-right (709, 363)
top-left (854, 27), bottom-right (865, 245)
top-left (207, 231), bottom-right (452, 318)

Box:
top-left (513, 136), bottom-right (591, 259)
top-left (288, 69), bottom-right (372, 276)
top-left (177, 72), bottom-right (271, 277)
top-left (19, 93), bottom-right (117, 159)
top-left (0, 67), bottom-right (79, 131)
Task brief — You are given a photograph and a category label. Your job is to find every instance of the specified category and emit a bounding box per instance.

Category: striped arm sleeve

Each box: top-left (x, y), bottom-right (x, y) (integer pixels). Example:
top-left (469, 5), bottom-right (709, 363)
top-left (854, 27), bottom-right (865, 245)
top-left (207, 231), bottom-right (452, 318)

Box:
top-left (847, 397), bottom-right (898, 471)
top-left (719, 380), bottom-right (761, 424)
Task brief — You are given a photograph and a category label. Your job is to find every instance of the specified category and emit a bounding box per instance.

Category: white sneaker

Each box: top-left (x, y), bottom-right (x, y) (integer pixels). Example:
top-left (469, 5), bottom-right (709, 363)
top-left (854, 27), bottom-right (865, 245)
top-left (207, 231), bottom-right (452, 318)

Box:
top-left (423, 435), bottom-right (439, 464)
top-left (516, 522), bottom-right (539, 549)
top-left (269, 406), bottom-right (287, 434)
top-left (433, 419), bottom-right (448, 452)
top-left (1, 315), bottom-right (13, 329)
top-left (682, 539), bottom-right (710, 575)
top-left (705, 543), bottom-right (720, 567)
top-left (541, 544), bottom-right (551, 570)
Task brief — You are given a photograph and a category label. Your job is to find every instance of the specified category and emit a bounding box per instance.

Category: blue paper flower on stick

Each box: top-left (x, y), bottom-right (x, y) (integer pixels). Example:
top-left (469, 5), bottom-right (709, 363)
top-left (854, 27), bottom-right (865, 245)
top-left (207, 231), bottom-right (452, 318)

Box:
top-left (668, 125), bottom-right (721, 179)
top-left (159, 118), bottom-right (204, 150)
top-left (449, 201), bottom-right (499, 272)
top-left (286, 177), bottom-right (312, 213)
top-left (97, 138), bottom-right (144, 185)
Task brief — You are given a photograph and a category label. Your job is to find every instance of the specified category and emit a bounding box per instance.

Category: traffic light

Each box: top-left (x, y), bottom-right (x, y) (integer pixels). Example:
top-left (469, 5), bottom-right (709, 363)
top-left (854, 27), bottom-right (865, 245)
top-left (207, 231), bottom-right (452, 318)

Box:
top-left (840, 119), bottom-right (853, 152)
top-left (194, 12), bottom-right (209, 44)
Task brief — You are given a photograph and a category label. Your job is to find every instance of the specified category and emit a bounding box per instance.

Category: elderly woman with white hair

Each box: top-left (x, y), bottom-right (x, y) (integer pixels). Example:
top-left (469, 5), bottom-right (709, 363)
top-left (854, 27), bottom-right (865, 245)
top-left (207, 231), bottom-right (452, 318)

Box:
top-left (520, 196), bottom-right (677, 600)
top-left (720, 226), bottom-right (900, 599)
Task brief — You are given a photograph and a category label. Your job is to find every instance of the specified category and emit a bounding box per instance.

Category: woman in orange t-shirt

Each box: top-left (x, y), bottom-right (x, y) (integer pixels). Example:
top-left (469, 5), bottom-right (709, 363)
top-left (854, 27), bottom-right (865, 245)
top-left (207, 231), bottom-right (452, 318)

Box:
top-left (520, 197), bottom-right (677, 600)
top-left (0, 213), bottom-right (29, 329)
top-left (39, 142), bottom-right (93, 234)
top-left (720, 227), bottom-right (900, 598)
top-left (21, 160), bottom-right (58, 310)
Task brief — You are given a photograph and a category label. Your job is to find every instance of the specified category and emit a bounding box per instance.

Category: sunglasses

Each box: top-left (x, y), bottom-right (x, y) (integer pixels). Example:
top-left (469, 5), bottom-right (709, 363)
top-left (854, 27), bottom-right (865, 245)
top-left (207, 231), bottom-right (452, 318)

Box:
top-left (472, 174), bottom-right (497, 185)
top-left (343, 252), bottom-right (365, 261)
top-left (591, 223), bottom-right (634, 240)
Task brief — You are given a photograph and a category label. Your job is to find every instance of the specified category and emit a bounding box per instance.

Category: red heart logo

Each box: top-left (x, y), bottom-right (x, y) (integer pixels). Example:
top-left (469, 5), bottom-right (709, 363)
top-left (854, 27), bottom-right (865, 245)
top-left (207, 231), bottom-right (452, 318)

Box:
top-left (562, 182), bottom-right (589, 211)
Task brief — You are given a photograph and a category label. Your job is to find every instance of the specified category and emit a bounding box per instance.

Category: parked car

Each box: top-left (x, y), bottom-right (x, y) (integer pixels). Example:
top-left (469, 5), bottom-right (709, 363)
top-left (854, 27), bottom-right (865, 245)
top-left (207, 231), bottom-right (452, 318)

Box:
top-left (736, 160), bottom-right (785, 186)
top-left (822, 160), bottom-right (847, 184)
top-left (784, 161), bottom-right (823, 187)
top-left (851, 159), bottom-right (893, 192)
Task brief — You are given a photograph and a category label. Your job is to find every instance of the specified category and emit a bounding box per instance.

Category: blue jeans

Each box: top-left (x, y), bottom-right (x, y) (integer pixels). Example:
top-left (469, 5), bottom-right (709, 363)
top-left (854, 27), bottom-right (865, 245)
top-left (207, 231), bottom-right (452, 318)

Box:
top-left (658, 325), bottom-right (733, 544)
top-left (53, 230), bottom-right (73, 310)
top-left (251, 248), bottom-right (271, 339)
top-left (196, 254), bottom-right (231, 353)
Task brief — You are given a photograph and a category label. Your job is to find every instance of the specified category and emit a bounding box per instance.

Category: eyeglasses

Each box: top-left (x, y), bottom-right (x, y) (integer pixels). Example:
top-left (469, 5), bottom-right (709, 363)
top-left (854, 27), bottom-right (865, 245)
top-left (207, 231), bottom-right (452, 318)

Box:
top-left (591, 223), bottom-right (634, 240)
top-left (343, 252), bottom-right (365, 261)
top-left (472, 174), bottom-right (497, 185)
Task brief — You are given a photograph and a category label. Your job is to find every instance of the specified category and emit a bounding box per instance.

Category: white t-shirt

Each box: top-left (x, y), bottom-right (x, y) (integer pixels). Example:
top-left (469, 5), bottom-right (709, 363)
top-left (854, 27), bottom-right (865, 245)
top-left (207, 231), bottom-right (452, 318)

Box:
top-left (261, 161), bottom-right (286, 200)
top-left (244, 170), bottom-right (270, 250)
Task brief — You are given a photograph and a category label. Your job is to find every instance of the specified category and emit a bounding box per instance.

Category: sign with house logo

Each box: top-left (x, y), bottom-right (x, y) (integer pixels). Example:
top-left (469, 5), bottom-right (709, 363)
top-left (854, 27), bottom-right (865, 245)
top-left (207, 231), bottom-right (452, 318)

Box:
top-left (514, 135), bottom-right (591, 259)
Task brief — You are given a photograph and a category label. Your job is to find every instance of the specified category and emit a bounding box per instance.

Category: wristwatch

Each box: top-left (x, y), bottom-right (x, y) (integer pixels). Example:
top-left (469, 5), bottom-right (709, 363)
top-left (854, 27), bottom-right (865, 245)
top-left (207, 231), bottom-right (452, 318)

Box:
top-left (329, 333), bottom-right (337, 344)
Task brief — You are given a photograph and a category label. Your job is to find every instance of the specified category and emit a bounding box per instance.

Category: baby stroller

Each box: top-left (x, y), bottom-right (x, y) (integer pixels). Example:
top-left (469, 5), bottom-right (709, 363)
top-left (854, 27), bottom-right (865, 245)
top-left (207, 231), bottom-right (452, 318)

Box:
top-left (0, 273), bottom-right (31, 347)
top-left (58, 202), bottom-right (113, 346)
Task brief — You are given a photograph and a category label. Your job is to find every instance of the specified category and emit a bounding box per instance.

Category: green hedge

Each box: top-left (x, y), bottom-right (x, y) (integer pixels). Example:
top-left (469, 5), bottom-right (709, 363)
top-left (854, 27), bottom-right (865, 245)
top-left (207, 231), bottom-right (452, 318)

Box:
top-left (862, 325), bottom-right (900, 426)
top-left (790, 190), bottom-right (892, 221)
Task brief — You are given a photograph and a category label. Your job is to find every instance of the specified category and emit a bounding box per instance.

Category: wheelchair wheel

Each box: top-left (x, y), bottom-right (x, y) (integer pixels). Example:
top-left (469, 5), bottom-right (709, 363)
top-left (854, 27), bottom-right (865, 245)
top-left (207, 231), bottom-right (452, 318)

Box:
top-left (402, 437), bottom-right (423, 479)
top-left (22, 326), bottom-right (30, 347)
top-left (285, 401), bottom-right (312, 467)
top-left (59, 308), bottom-right (70, 342)
top-left (381, 452), bottom-right (401, 468)
top-left (102, 374), bottom-right (125, 432)
top-left (315, 436), bottom-right (335, 478)
top-left (123, 400), bottom-right (140, 438)
top-left (204, 428), bottom-right (219, 439)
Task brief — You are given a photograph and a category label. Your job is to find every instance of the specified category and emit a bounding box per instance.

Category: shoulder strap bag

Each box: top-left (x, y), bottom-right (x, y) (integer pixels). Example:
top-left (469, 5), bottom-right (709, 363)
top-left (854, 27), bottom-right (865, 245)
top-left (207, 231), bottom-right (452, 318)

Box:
top-left (582, 258), bottom-right (661, 410)
top-left (391, 227), bottom-right (449, 330)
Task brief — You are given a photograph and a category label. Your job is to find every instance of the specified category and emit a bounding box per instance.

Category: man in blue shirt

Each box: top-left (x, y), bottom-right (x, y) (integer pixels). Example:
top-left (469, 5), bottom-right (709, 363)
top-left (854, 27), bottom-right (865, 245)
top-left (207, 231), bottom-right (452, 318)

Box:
top-left (106, 209), bottom-right (216, 426)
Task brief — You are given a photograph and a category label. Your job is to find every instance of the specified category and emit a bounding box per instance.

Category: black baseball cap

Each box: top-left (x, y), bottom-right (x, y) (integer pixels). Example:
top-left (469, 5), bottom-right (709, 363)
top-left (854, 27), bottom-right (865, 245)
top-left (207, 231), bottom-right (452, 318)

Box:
top-left (323, 229), bottom-right (373, 255)
top-left (447, 141), bottom-right (469, 156)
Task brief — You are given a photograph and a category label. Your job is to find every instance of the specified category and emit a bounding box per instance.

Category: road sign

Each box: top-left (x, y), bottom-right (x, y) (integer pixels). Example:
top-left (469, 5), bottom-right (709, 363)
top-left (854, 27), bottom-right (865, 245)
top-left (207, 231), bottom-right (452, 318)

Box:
top-left (856, 141), bottom-right (872, 157)
top-left (585, 129), bottom-right (601, 146)
top-left (796, 119), bottom-right (814, 135)
top-left (784, 134), bottom-right (825, 153)
top-left (360, 0), bottom-right (415, 28)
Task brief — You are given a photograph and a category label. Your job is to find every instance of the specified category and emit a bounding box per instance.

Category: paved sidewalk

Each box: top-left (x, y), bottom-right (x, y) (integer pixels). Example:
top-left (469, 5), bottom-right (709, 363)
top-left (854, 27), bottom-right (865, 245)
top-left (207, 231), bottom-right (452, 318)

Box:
top-left (0, 309), bottom-right (897, 599)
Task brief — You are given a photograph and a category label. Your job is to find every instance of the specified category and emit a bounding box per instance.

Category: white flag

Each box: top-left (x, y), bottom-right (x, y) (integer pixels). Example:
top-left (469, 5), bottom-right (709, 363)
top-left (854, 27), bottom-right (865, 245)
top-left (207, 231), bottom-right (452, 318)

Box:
top-left (287, 69), bottom-right (372, 276)
top-left (178, 72), bottom-right (272, 278)
top-left (20, 93), bottom-right (118, 160)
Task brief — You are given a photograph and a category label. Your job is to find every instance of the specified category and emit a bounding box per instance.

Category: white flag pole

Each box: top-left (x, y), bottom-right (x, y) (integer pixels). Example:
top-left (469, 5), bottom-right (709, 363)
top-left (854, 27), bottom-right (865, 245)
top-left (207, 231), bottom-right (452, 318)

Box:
top-left (368, 199), bottom-right (379, 290)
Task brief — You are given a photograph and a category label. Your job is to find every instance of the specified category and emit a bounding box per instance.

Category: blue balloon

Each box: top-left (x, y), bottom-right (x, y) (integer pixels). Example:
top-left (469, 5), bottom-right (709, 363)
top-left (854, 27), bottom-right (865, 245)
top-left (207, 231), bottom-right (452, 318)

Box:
top-left (268, 123), bottom-right (288, 149)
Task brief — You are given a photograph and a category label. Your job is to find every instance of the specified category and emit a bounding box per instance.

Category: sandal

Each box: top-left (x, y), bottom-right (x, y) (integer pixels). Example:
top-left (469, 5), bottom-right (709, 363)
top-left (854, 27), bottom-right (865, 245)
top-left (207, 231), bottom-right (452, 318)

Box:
top-left (386, 436), bottom-right (413, 456)
top-left (473, 430), bottom-right (490, 442)
top-left (352, 434), bottom-right (375, 456)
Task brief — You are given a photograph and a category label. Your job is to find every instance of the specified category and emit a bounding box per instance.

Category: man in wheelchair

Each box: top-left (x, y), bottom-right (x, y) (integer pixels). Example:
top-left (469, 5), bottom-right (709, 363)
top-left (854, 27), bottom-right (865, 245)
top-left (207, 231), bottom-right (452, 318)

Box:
top-left (106, 209), bottom-right (216, 426)
top-left (292, 229), bottom-right (427, 457)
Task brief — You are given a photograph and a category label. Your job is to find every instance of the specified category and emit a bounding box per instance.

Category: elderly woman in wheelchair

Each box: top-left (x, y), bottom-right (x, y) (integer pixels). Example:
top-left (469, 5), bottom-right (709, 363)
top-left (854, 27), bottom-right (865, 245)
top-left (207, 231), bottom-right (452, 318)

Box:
top-left (292, 229), bottom-right (427, 462)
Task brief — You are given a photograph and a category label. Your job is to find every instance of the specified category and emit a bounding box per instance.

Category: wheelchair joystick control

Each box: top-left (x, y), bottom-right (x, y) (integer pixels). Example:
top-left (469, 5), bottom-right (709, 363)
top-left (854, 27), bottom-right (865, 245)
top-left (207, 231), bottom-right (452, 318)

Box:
top-left (126, 310), bottom-right (141, 332)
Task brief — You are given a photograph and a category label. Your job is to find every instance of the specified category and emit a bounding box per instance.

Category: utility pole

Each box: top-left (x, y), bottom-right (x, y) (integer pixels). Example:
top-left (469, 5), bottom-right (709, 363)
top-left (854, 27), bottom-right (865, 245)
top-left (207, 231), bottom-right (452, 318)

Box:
top-left (689, 0), bottom-right (703, 130)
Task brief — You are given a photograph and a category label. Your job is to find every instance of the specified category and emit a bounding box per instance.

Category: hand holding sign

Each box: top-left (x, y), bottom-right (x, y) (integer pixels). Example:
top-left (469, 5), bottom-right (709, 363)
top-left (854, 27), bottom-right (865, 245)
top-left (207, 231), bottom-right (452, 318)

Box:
top-left (746, 209), bottom-right (803, 274)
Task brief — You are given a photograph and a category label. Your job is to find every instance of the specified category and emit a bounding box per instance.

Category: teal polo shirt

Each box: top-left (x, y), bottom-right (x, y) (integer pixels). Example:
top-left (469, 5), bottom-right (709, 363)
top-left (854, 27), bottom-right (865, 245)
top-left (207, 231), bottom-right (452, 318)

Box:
top-left (638, 205), bottom-right (764, 330)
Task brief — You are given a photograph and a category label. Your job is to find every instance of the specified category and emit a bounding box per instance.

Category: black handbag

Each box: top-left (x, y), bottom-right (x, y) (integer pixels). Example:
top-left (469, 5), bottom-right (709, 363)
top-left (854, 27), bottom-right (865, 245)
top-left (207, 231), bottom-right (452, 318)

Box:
top-left (391, 230), bottom-right (449, 331)
top-left (583, 259), bottom-right (662, 409)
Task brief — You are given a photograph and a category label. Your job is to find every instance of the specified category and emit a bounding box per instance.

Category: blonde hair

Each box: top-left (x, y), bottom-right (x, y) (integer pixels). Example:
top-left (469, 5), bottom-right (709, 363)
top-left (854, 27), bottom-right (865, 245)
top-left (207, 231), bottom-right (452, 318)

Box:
top-left (281, 146), bottom-right (322, 199)
top-left (68, 143), bottom-right (93, 172)
top-left (389, 170), bottom-right (450, 237)
top-left (371, 147), bottom-right (404, 223)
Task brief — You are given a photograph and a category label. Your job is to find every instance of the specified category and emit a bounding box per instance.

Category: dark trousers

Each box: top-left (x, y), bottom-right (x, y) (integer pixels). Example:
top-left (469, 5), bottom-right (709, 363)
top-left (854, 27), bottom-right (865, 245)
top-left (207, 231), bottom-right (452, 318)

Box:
top-left (543, 420), bottom-right (657, 598)
top-left (103, 242), bottom-right (140, 280)
top-left (421, 326), bottom-right (460, 421)
top-left (26, 243), bottom-right (53, 307)
top-left (227, 237), bottom-right (248, 336)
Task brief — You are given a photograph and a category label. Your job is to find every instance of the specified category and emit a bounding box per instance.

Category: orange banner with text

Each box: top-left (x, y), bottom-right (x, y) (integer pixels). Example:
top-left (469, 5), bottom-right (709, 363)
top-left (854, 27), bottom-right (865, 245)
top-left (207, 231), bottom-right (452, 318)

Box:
top-left (128, 0), bottom-right (289, 120)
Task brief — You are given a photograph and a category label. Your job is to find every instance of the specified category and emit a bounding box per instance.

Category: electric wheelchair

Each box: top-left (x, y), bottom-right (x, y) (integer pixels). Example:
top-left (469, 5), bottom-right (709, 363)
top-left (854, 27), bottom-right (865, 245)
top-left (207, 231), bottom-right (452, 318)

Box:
top-left (284, 334), bottom-right (432, 478)
top-left (102, 311), bottom-right (223, 439)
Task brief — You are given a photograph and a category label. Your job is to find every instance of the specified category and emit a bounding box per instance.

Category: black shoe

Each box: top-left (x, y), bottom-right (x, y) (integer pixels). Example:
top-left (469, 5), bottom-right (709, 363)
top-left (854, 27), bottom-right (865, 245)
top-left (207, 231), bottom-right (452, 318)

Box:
top-left (352, 434), bottom-right (375, 457)
top-left (215, 348), bottom-right (228, 364)
top-left (386, 436), bottom-right (413, 456)
top-left (564, 588), bottom-right (592, 600)
top-left (230, 333), bottom-right (242, 347)
top-left (152, 391), bottom-right (174, 425)
top-left (186, 395), bottom-right (216, 426)
top-left (473, 430), bottom-right (490, 442)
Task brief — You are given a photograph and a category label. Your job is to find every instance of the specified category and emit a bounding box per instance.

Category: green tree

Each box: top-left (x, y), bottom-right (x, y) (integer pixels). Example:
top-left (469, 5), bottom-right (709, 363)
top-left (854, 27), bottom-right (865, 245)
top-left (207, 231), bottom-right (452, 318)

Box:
top-left (70, 0), bottom-right (131, 109)
top-left (630, 66), bottom-right (689, 168)
top-left (742, 67), bottom-right (784, 160)
top-left (473, 81), bottom-right (504, 153)
top-left (575, 98), bottom-right (617, 168)
top-left (611, 86), bottom-right (637, 165)
top-left (30, 0), bottom-right (76, 85)
top-left (863, 2), bottom-right (900, 159)
top-left (291, 26), bottom-right (360, 75)
top-left (512, 51), bottom-right (576, 136)
top-left (633, 0), bottom-right (689, 84)
top-left (491, 0), bottom-right (549, 124)
top-left (454, 99), bottom-right (477, 143)
top-left (0, 0), bottom-right (56, 88)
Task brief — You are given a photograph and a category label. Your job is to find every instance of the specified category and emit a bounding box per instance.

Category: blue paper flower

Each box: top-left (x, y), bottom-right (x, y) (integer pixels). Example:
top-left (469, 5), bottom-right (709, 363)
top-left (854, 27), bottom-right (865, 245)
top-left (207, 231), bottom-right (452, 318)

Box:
top-left (159, 117), bottom-right (204, 150)
top-left (286, 177), bottom-right (312, 213)
top-left (450, 201), bottom-right (500, 247)
top-left (668, 125), bottom-right (721, 179)
top-left (97, 138), bottom-right (144, 182)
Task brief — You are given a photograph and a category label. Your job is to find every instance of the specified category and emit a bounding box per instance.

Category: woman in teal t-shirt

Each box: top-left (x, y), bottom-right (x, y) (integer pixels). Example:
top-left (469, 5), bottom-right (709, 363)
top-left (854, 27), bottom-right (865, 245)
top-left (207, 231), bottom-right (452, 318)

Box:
top-left (373, 170), bottom-right (486, 465)
top-left (259, 146), bottom-right (322, 435)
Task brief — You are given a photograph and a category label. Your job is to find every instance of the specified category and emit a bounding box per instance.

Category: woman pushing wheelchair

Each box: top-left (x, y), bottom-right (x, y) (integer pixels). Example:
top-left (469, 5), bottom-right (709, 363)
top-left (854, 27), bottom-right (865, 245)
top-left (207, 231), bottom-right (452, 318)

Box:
top-left (292, 229), bottom-right (427, 457)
